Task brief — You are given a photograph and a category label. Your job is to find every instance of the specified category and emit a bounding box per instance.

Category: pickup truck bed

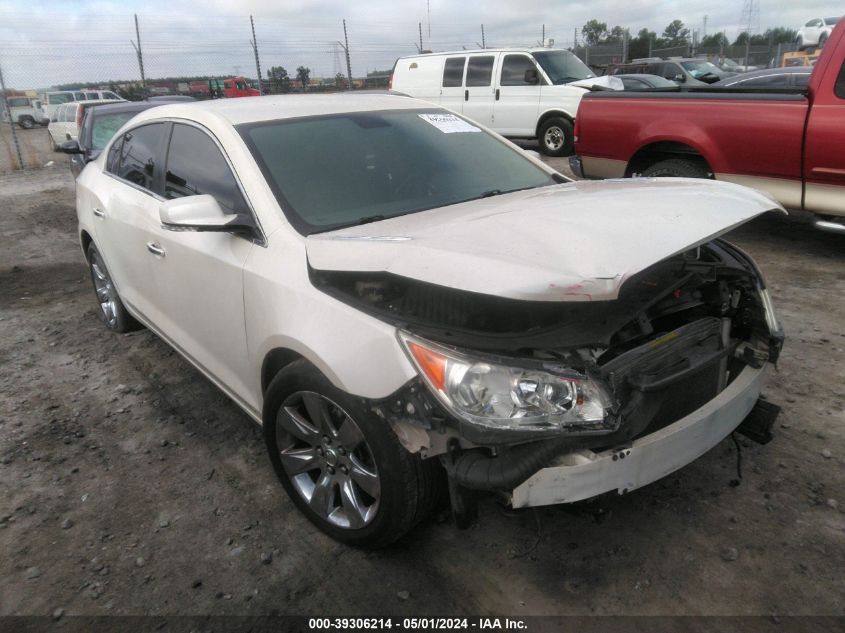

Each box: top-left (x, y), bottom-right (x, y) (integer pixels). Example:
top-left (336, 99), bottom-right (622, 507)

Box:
top-left (572, 22), bottom-right (845, 232)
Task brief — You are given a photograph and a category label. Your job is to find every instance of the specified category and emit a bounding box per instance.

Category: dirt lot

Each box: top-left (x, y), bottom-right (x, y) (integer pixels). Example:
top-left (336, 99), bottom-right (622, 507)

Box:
top-left (1, 163), bottom-right (844, 620)
top-left (0, 122), bottom-right (54, 173)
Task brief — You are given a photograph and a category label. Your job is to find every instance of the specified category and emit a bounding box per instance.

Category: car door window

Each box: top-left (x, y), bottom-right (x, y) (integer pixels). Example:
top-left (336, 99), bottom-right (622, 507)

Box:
top-left (661, 64), bottom-right (679, 80)
top-left (466, 56), bottom-right (495, 87)
top-left (164, 123), bottom-right (246, 214)
top-left (835, 60), bottom-right (845, 99)
top-left (49, 93), bottom-right (72, 105)
top-left (85, 93), bottom-right (99, 100)
top-left (621, 77), bottom-right (648, 89)
top-left (500, 55), bottom-right (537, 86)
top-left (106, 136), bottom-right (124, 173)
top-left (117, 123), bottom-right (166, 193)
top-left (442, 57), bottom-right (466, 87)
top-left (74, 92), bottom-right (85, 101)
top-left (793, 73), bottom-right (811, 89)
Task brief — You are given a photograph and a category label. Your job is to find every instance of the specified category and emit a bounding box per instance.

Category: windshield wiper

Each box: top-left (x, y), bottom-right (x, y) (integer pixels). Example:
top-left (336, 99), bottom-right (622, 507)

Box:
top-left (357, 214), bottom-right (386, 225)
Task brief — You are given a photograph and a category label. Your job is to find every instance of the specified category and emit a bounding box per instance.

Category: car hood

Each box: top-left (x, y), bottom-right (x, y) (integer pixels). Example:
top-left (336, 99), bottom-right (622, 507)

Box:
top-left (305, 178), bottom-right (784, 302)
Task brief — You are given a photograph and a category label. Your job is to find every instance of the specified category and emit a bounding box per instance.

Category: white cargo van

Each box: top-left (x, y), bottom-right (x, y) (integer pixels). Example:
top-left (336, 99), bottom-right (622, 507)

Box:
top-left (391, 48), bottom-right (594, 156)
top-left (43, 89), bottom-right (123, 122)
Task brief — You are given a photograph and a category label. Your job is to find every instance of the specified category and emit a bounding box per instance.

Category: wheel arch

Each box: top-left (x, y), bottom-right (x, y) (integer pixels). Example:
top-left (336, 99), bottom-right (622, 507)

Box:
top-left (626, 140), bottom-right (713, 177)
top-left (80, 229), bottom-right (94, 261)
top-left (535, 109), bottom-right (575, 138)
top-left (261, 347), bottom-right (306, 397)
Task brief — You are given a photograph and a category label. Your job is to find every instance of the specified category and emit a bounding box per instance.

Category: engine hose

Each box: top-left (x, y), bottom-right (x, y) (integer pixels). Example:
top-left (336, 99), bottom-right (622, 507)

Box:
top-left (443, 438), bottom-right (570, 492)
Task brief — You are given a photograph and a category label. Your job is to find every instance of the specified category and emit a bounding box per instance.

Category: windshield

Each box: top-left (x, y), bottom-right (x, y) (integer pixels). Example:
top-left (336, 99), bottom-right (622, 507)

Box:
top-left (532, 50), bottom-right (595, 84)
top-left (91, 112), bottom-right (136, 150)
top-left (239, 110), bottom-right (556, 235)
top-left (681, 60), bottom-right (722, 78)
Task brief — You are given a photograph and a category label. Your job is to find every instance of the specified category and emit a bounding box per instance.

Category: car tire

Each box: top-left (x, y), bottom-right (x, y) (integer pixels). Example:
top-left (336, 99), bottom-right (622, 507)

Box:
top-left (49, 134), bottom-right (59, 152)
top-left (538, 117), bottom-right (574, 157)
top-left (641, 158), bottom-right (709, 179)
top-left (796, 35), bottom-right (805, 50)
top-left (263, 359), bottom-right (442, 548)
top-left (86, 243), bottom-right (139, 333)
top-left (19, 117), bottom-right (34, 130)
top-left (819, 33), bottom-right (828, 47)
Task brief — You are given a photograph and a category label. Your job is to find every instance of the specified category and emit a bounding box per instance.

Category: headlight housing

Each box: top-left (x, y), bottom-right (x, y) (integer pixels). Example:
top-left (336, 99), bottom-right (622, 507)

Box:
top-left (398, 331), bottom-right (614, 434)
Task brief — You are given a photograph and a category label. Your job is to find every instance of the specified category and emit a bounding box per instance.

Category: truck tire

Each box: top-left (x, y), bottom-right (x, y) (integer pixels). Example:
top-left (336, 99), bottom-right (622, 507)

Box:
top-left (538, 117), bottom-right (574, 157)
top-left (263, 359), bottom-right (442, 548)
top-left (18, 117), bottom-right (35, 130)
top-left (641, 158), bottom-right (708, 179)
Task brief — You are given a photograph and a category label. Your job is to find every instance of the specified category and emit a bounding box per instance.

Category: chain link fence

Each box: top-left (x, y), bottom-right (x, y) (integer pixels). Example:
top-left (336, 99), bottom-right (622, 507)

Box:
top-left (0, 12), bottom-right (809, 173)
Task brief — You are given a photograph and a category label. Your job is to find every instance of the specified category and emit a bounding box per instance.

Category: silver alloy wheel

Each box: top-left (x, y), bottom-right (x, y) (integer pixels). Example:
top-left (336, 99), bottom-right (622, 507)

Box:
top-left (543, 126), bottom-right (565, 151)
top-left (277, 391), bottom-right (380, 529)
top-left (90, 252), bottom-right (118, 328)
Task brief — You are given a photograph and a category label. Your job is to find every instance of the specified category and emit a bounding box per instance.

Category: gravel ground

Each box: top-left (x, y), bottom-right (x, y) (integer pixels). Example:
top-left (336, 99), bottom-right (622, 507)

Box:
top-left (1, 164), bottom-right (843, 619)
top-left (0, 122), bottom-right (55, 173)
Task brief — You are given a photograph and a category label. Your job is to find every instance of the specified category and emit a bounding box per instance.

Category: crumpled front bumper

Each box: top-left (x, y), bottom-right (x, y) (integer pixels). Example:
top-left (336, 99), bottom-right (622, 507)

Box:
top-left (511, 363), bottom-right (767, 508)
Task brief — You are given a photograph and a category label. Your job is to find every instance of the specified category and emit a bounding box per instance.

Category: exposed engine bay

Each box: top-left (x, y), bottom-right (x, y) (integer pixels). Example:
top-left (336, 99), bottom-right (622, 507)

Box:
top-left (310, 238), bottom-right (783, 492)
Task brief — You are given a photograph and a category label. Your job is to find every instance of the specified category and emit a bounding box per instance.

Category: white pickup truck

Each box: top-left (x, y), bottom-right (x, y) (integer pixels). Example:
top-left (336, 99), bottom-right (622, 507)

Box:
top-left (2, 96), bottom-right (48, 129)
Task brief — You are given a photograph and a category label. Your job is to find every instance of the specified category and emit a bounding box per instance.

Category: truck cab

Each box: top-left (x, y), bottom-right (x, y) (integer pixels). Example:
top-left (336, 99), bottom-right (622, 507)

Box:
top-left (2, 96), bottom-right (47, 128)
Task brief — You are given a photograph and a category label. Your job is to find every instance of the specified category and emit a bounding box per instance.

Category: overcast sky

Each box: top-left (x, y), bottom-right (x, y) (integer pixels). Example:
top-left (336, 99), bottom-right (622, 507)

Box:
top-left (0, 0), bottom-right (841, 88)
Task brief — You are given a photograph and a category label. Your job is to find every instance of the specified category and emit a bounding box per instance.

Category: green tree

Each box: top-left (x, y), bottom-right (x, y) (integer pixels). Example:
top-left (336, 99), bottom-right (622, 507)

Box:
top-left (581, 19), bottom-right (608, 46)
top-left (605, 25), bottom-right (627, 44)
top-left (267, 66), bottom-right (291, 93)
top-left (661, 20), bottom-right (690, 46)
top-left (296, 66), bottom-right (311, 92)
top-left (763, 27), bottom-right (798, 44)
top-left (335, 72), bottom-right (347, 90)
top-left (701, 32), bottom-right (729, 48)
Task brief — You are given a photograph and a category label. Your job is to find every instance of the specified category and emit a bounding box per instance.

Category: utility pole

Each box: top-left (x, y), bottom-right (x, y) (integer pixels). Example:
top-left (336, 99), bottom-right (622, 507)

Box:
top-left (419, 22), bottom-right (424, 53)
top-left (0, 61), bottom-right (24, 170)
top-left (542, 24), bottom-right (545, 45)
top-left (427, 0), bottom-right (431, 39)
top-left (703, 14), bottom-right (708, 38)
top-left (249, 15), bottom-right (263, 95)
top-left (481, 24), bottom-right (485, 49)
top-left (342, 19), bottom-right (353, 91)
top-left (130, 14), bottom-right (146, 96)
top-left (573, 28), bottom-right (578, 48)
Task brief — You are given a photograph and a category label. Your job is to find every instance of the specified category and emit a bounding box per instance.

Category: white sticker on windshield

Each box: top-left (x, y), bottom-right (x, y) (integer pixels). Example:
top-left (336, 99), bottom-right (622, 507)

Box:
top-left (418, 113), bottom-right (481, 134)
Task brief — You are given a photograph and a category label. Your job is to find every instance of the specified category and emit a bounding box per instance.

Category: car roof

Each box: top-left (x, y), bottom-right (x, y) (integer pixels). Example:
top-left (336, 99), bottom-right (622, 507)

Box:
top-left (397, 47), bottom-right (565, 60)
top-left (127, 93), bottom-right (430, 126)
top-left (87, 100), bottom-right (186, 116)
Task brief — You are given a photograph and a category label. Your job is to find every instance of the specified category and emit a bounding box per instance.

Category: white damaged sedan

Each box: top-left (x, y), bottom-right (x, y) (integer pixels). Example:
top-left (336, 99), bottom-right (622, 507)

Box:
top-left (75, 94), bottom-right (784, 546)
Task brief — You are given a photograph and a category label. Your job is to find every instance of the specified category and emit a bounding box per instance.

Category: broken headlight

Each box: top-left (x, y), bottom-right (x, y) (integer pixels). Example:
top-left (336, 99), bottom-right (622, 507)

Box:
top-left (398, 331), bottom-right (612, 433)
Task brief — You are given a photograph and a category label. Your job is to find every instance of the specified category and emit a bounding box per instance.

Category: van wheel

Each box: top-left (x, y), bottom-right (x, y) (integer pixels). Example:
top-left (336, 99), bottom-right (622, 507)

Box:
top-left (19, 117), bottom-right (35, 130)
top-left (263, 360), bottom-right (441, 548)
top-left (641, 158), bottom-right (708, 179)
top-left (538, 117), bottom-right (574, 157)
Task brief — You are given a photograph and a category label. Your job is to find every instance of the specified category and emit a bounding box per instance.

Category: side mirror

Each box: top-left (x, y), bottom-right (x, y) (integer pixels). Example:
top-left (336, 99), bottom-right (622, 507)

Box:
top-left (524, 68), bottom-right (540, 85)
top-left (159, 194), bottom-right (257, 238)
top-left (674, 74), bottom-right (686, 83)
top-left (60, 140), bottom-right (84, 155)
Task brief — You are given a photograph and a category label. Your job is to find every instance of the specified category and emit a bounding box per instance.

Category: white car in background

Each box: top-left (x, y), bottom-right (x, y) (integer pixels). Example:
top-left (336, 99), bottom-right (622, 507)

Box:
top-left (43, 89), bottom-right (123, 122)
top-left (75, 95), bottom-right (784, 546)
top-left (796, 16), bottom-right (841, 49)
top-left (391, 48), bottom-right (593, 156)
top-left (48, 99), bottom-right (122, 150)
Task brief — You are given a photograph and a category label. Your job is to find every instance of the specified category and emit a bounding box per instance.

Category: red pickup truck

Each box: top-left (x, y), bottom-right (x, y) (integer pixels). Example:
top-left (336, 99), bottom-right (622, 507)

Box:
top-left (571, 22), bottom-right (845, 233)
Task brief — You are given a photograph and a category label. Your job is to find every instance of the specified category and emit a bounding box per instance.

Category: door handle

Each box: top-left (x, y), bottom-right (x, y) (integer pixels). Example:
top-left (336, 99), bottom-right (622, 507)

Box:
top-left (495, 88), bottom-right (500, 101)
top-left (464, 89), bottom-right (469, 101)
top-left (146, 242), bottom-right (166, 257)
top-left (92, 207), bottom-right (105, 218)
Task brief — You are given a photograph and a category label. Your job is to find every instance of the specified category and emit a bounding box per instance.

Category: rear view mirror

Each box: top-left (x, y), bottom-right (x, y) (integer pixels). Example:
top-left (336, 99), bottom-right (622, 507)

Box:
top-left (524, 68), bottom-right (540, 85)
top-left (60, 140), bottom-right (84, 155)
top-left (159, 194), bottom-right (258, 238)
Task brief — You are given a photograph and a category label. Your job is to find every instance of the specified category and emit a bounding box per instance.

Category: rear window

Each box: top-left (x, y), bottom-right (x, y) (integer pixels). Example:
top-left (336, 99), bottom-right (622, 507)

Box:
top-left (91, 112), bottom-right (137, 150)
top-left (49, 93), bottom-right (72, 105)
top-left (824, 17), bottom-right (840, 25)
top-left (835, 59), bottom-right (845, 99)
top-left (239, 110), bottom-right (555, 235)
top-left (442, 57), bottom-right (465, 87)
